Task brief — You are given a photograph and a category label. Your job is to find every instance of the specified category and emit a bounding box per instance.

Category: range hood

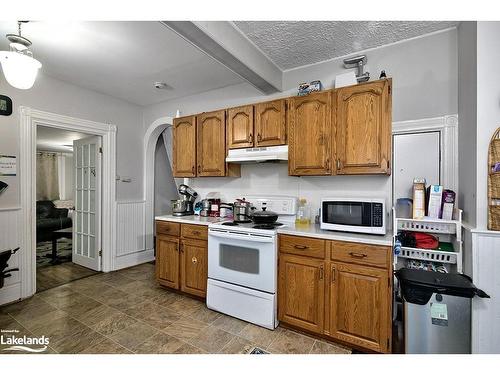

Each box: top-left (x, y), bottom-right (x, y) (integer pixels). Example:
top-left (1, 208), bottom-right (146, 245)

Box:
top-left (225, 145), bottom-right (288, 163)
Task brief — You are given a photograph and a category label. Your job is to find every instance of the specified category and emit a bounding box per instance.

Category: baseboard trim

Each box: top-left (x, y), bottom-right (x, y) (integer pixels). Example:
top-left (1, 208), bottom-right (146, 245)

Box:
top-left (0, 282), bottom-right (22, 306)
top-left (114, 248), bottom-right (155, 270)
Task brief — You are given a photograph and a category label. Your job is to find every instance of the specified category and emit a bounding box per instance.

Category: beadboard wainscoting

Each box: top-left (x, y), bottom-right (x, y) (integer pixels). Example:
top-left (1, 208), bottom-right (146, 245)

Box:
top-left (115, 200), bottom-right (154, 270)
top-left (0, 208), bottom-right (22, 305)
top-left (471, 230), bottom-right (500, 353)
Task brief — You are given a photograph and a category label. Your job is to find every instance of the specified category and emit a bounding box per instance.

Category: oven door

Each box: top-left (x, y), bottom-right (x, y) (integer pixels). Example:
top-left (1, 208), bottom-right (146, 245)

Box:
top-left (208, 229), bottom-right (277, 293)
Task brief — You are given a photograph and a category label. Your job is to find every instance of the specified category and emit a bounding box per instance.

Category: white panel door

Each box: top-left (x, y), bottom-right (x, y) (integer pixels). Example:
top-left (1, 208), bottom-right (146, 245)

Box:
top-left (393, 132), bottom-right (441, 205)
top-left (73, 136), bottom-right (102, 271)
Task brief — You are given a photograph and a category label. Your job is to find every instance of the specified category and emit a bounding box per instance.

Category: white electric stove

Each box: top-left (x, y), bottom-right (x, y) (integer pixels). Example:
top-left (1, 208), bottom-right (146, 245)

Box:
top-left (206, 195), bottom-right (298, 330)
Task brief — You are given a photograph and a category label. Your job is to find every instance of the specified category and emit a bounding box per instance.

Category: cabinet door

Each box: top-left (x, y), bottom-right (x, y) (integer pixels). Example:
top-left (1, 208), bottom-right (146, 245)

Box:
top-left (180, 238), bottom-right (208, 298)
top-left (172, 115), bottom-right (197, 177)
top-left (255, 99), bottom-right (286, 147)
top-left (288, 92), bottom-right (332, 175)
top-left (336, 79), bottom-right (392, 175)
top-left (227, 105), bottom-right (254, 149)
top-left (329, 262), bottom-right (391, 353)
top-left (278, 254), bottom-right (325, 333)
top-left (197, 110), bottom-right (226, 176)
top-left (156, 235), bottom-right (180, 289)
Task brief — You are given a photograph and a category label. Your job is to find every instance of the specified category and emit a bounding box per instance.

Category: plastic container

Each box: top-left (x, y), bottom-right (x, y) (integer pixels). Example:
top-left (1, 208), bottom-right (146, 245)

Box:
top-left (295, 198), bottom-right (311, 226)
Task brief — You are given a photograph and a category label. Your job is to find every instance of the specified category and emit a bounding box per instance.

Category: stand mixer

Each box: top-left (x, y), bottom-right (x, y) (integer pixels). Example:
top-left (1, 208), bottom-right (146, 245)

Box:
top-left (171, 184), bottom-right (198, 216)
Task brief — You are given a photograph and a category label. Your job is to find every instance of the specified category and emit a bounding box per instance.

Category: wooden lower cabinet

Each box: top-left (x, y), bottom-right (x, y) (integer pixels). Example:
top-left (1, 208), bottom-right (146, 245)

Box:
top-left (156, 235), bottom-right (180, 289)
top-left (278, 254), bottom-right (325, 333)
top-left (277, 234), bottom-right (392, 353)
top-left (329, 262), bottom-right (391, 353)
top-left (156, 222), bottom-right (208, 298)
top-left (180, 238), bottom-right (208, 298)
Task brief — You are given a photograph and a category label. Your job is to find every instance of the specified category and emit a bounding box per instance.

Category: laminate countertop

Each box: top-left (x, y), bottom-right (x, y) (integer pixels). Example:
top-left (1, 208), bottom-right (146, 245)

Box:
top-left (155, 215), bottom-right (393, 246)
top-left (155, 214), bottom-right (222, 226)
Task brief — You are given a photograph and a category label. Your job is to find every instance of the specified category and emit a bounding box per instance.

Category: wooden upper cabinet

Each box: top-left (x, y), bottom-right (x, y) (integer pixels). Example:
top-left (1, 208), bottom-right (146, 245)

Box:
top-left (227, 105), bottom-right (254, 149)
top-left (172, 116), bottom-right (197, 177)
top-left (255, 99), bottom-right (287, 147)
top-left (156, 235), bottom-right (180, 290)
top-left (180, 238), bottom-right (208, 298)
top-left (329, 262), bottom-right (391, 353)
top-left (288, 91), bottom-right (332, 175)
top-left (196, 110), bottom-right (227, 177)
top-left (335, 79), bottom-right (392, 175)
top-left (278, 254), bottom-right (325, 333)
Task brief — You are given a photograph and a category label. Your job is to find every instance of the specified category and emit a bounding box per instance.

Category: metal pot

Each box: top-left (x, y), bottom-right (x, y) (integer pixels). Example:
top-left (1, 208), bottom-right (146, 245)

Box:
top-left (233, 199), bottom-right (255, 222)
top-left (171, 199), bottom-right (187, 214)
top-left (250, 206), bottom-right (279, 224)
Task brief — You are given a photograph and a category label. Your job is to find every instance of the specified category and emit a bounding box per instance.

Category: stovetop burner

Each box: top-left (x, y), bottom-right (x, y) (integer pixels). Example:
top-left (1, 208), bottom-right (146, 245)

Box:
top-left (221, 222), bottom-right (239, 226)
top-left (217, 221), bottom-right (285, 231)
top-left (252, 222), bottom-right (283, 230)
top-left (233, 219), bottom-right (252, 224)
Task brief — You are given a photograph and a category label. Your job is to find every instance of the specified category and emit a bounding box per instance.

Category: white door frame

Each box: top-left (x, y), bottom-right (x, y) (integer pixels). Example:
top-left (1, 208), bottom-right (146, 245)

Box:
top-left (392, 114), bottom-right (458, 195)
top-left (143, 116), bottom-right (173, 252)
top-left (19, 107), bottom-right (117, 298)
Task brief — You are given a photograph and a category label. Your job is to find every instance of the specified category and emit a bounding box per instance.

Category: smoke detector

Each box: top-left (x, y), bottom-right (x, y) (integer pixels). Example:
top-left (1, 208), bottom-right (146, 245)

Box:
top-left (154, 82), bottom-right (173, 90)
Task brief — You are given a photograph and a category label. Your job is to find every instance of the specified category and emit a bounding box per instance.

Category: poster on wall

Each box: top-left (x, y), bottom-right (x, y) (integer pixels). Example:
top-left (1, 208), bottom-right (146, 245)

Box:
top-left (0, 155), bottom-right (16, 176)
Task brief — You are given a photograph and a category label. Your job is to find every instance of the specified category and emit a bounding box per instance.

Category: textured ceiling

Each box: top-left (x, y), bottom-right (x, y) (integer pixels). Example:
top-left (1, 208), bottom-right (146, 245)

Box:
top-left (234, 21), bottom-right (458, 70)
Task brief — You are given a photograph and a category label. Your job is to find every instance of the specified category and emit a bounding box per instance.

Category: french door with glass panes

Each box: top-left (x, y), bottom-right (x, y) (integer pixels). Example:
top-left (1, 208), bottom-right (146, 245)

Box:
top-left (73, 136), bottom-right (102, 271)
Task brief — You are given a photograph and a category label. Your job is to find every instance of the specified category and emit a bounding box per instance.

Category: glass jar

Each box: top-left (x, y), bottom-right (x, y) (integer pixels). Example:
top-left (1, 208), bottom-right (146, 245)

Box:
top-left (295, 198), bottom-right (311, 226)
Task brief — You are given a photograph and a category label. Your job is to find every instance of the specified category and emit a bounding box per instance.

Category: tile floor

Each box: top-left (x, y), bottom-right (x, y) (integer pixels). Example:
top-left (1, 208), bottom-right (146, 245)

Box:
top-left (37, 261), bottom-right (99, 292)
top-left (0, 263), bottom-right (351, 354)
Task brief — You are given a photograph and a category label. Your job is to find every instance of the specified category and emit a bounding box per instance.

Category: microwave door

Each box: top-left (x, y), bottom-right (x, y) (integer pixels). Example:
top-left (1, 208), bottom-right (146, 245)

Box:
top-left (324, 201), bottom-right (365, 226)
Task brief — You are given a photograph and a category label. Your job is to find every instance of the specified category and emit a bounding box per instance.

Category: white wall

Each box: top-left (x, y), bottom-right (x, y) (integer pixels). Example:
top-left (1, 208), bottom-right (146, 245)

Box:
top-left (476, 22), bottom-right (500, 230)
top-left (143, 28), bottom-right (458, 216)
top-left (0, 72), bottom-right (144, 209)
top-left (457, 22), bottom-right (478, 227)
top-left (154, 134), bottom-right (178, 215)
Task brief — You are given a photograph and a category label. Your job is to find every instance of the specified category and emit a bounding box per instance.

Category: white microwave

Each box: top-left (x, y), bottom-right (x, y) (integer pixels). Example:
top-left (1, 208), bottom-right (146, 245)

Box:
top-left (320, 198), bottom-right (386, 235)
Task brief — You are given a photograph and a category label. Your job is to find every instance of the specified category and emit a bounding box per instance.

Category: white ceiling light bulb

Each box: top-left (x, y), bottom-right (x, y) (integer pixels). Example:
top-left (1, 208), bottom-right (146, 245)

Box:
top-left (0, 21), bottom-right (42, 90)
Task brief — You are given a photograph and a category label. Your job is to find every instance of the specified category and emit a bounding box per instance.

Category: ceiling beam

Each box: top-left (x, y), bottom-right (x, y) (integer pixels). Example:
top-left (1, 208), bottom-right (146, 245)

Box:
top-left (160, 21), bottom-right (282, 94)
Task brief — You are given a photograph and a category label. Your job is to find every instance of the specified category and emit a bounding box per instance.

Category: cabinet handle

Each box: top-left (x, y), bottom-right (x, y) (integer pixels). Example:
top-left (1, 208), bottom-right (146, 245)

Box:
top-left (319, 266), bottom-right (324, 280)
top-left (191, 256), bottom-right (198, 264)
top-left (197, 165), bottom-right (201, 174)
top-left (192, 165), bottom-right (195, 175)
top-left (336, 159), bottom-right (341, 170)
top-left (177, 244), bottom-right (180, 253)
top-left (331, 266), bottom-right (336, 283)
top-left (293, 245), bottom-right (309, 250)
top-left (179, 243), bottom-right (184, 253)
top-left (326, 157), bottom-right (330, 170)
top-left (248, 133), bottom-right (253, 143)
top-left (349, 252), bottom-right (367, 258)
top-left (257, 133), bottom-right (262, 142)
top-left (192, 230), bottom-right (200, 236)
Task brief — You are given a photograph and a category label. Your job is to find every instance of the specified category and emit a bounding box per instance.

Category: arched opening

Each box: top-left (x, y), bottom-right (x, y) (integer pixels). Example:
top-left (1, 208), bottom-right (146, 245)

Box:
top-left (143, 116), bottom-right (178, 252)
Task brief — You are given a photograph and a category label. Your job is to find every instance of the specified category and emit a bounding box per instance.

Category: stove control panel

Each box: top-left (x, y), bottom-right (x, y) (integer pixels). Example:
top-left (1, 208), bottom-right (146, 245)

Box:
top-left (244, 196), bottom-right (298, 216)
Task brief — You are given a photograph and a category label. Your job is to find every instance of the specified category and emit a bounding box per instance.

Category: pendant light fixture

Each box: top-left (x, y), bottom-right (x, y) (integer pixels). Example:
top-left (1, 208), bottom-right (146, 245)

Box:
top-left (0, 21), bottom-right (42, 90)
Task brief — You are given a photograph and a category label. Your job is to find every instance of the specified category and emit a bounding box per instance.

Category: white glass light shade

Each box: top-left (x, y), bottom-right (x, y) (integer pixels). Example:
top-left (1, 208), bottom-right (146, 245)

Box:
top-left (0, 51), bottom-right (42, 90)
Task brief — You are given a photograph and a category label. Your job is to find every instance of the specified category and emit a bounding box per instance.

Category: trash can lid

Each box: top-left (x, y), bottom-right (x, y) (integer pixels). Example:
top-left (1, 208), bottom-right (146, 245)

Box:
top-left (395, 268), bottom-right (489, 305)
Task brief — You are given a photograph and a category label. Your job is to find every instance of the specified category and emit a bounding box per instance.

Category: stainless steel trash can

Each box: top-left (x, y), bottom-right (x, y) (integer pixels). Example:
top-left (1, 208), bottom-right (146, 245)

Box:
top-left (395, 268), bottom-right (489, 354)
